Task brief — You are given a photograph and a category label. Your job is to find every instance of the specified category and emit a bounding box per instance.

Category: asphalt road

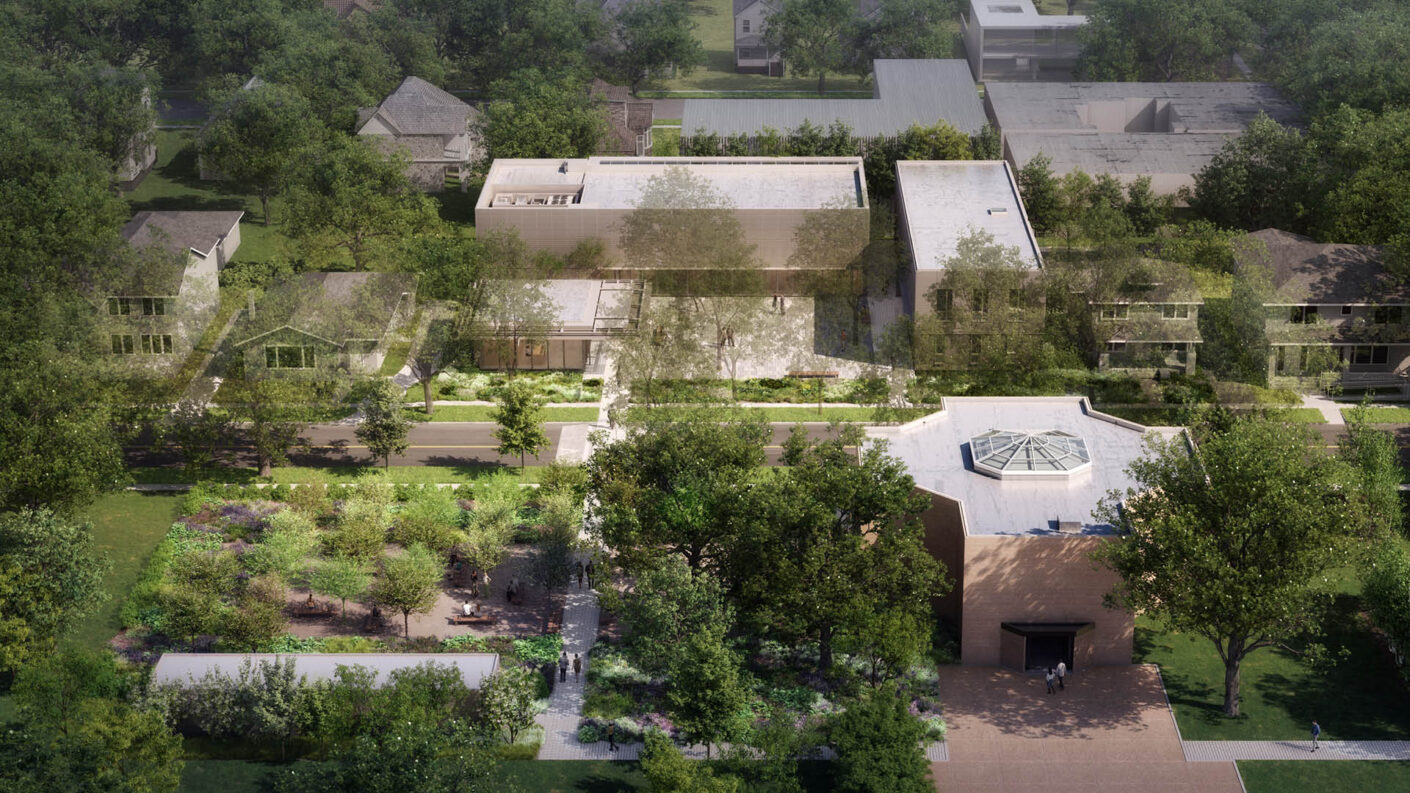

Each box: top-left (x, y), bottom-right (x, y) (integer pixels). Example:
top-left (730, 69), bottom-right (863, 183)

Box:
top-left (125, 421), bottom-right (856, 469)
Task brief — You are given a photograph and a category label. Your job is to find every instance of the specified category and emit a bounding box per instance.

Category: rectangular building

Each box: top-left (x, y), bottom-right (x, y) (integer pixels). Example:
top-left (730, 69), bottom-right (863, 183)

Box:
top-left (961, 0), bottom-right (1086, 82)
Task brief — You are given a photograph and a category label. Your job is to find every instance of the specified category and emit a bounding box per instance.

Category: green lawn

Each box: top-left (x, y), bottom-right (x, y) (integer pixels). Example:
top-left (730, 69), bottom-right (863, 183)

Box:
top-left (70, 492), bottom-right (183, 649)
top-left (1343, 406), bottom-right (1410, 423)
top-left (629, 405), bottom-right (889, 423)
top-left (1031, 0), bottom-right (1095, 13)
top-left (1136, 565), bottom-right (1410, 741)
top-left (411, 405), bottom-right (600, 422)
top-left (180, 760), bottom-right (287, 793)
top-left (652, 127), bottom-right (682, 156)
top-left (1239, 761), bottom-right (1410, 793)
top-left (131, 465), bottom-right (548, 485)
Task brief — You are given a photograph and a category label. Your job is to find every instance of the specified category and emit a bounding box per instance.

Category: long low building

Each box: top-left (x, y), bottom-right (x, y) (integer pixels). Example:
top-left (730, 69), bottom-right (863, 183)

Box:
top-left (682, 59), bottom-right (987, 144)
top-left (476, 279), bottom-right (647, 371)
top-left (866, 398), bottom-right (1183, 670)
top-left (475, 156), bottom-right (870, 293)
top-left (152, 653), bottom-right (501, 689)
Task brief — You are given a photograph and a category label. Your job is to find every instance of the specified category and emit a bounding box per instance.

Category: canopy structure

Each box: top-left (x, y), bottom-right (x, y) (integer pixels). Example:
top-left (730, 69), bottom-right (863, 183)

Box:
top-left (970, 429), bottom-right (1091, 479)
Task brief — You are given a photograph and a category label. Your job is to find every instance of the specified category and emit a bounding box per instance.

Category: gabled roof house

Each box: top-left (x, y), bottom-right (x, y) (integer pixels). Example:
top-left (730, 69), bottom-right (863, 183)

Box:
top-left (357, 77), bottom-right (479, 192)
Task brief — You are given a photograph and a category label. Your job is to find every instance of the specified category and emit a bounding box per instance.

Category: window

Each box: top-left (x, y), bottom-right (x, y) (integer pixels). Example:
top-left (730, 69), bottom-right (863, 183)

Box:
top-left (968, 336), bottom-right (982, 367)
top-left (1099, 304), bottom-right (1129, 321)
top-left (528, 343), bottom-right (547, 357)
top-left (742, 19), bottom-right (750, 32)
top-left (108, 297), bottom-right (132, 315)
top-left (1106, 341), bottom-right (1126, 353)
top-left (141, 334), bottom-right (173, 354)
top-left (1161, 304), bottom-right (1190, 320)
top-left (1351, 346), bottom-right (1390, 366)
top-left (1341, 305), bottom-right (1353, 315)
top-left (266, 346), bottom-right (317, 369)
top-left (1374, 306), bottom-right (1404, 324)
top-left (1008, 289), bottom-right (1024, 310)
top-left (110, 334), bottom-right (134, 354)
top-left (1289, 305), bottom-right (1318, 323)
top-left (972, 290), bottom-right (990, 315)
top-left (933, 288), bottom-right (954, 320)
top-left (142, 297), bottom-right (167, 316)
top-left (738, 46), bottom-right (767, 59)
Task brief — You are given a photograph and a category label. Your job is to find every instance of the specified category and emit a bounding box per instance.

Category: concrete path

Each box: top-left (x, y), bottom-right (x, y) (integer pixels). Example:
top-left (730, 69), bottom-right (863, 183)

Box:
top-left (1301, 394), bottom-right (1346, 425)
top-left (534, 566), bottom-right (613, 759)
top-left (1184, 740), bottom-right (1410, 761)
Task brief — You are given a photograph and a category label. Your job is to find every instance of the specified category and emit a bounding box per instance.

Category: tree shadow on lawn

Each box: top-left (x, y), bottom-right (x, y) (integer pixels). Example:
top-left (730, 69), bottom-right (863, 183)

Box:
top-left (1134, 625), bottom-right (1228, 733)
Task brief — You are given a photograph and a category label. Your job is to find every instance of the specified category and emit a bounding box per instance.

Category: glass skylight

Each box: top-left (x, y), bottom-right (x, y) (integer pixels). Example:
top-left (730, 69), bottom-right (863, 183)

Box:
top-left (970, 430), bottom-right (1092, 479)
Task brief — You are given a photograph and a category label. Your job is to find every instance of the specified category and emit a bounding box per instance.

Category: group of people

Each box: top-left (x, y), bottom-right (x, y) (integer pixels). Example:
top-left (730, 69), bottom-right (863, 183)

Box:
top-left (573, 559), bottom-right (594, 589)
top-left (771, 293), bottom-right (787, 315)
top-left (1043, 662), bottom-right (1068, 694)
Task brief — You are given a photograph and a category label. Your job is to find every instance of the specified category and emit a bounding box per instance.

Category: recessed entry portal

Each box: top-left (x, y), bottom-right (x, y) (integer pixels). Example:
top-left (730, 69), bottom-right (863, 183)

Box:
top-left (999, 622), bottom-right (1093, 672)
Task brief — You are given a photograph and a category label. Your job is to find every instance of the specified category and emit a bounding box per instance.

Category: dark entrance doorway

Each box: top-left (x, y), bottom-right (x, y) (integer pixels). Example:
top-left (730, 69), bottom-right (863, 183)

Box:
top-left (1000, 622), bottom-right (1092, 672)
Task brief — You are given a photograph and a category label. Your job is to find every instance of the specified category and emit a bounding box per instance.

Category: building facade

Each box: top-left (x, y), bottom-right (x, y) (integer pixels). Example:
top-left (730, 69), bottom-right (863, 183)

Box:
top-left (357, 77), bottom-right (478, 192)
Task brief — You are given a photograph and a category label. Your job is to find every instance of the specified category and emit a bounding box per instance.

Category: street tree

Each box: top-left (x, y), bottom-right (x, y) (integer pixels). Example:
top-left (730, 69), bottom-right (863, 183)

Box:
top-left (736, 427), bottom-right (948, 673)
top-left (370, 543), bottom-right (444, 638)
top-left (586, 409), bottom-right (769, 574)
top-left (828, 682), bottom-right (932, 793)
top-left (356, 380), bottom-right (414, 469)
top-left (858, 0), bottom-right (958, 62)
top-left (0, 510), bottom-right (109, 672)
top-left (1093, 416), bottom-right (1358, 717)
top-left (286, 135), bottom-right (439, 271)
top-left (407, 316), bottom-right (457, 417)
top-left (665, 623), bottom-right (748, 758)
top-left (610, 298), bottom-right (714, 406)
top-left (1076, 0), bottom-right (1254, 82)
top-left (764, 0), bottom-right (862, 95)
top-left (604, 0), bottom-right (705, 95)
top-left (156, 400), bottom-right (236, 477)
top-left (198, 82), bottom-right (323, 226)
top-left (475, 68), bottom-right (608, 160)
top-left (478, 665), bottom-right (539, 744)
top-left (492, 379), bottom-right (550, 471)
top-left (309, 555), bottom-right (372, 620)
top-left (224, 378), bottom-right (313, 478)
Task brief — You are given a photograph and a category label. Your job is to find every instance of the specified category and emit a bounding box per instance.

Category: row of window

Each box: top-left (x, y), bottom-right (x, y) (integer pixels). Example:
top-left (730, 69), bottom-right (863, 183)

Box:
top-left (1097, 304), bottom-right (1191, 320)
top-left (108, 297), bottom-right (169, 316)
top-left (933, 289), bottom-right (1029, 320)
top-left (111, 334), bottom-right (173, 355)
top-left (1105, 341), bottom-right (1185, 353)
top-left (1288, 305), bottom-right (1403, 324)
top-left (266, 346), bottom-right (318, 369)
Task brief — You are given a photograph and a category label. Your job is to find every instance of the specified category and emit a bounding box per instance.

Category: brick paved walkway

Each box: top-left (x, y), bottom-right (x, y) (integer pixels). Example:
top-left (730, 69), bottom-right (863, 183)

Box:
top-left (1183, 740), bottom-right (1410, 761)
top-left (534, 559), bottom-right (619, 759)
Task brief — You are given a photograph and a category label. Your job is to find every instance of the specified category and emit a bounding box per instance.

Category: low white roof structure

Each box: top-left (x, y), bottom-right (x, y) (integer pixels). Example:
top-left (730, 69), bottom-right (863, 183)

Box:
top-left (895, 161), bottom-right (1042, 271)
top-left (152, 653), bottom-right (500, 689)
top-left (970, 0), bottom-right (1084, 30)
top-left (478, 157), bottom-right (867, 211)
top-left (865, 397), bottom-right (1183, 536)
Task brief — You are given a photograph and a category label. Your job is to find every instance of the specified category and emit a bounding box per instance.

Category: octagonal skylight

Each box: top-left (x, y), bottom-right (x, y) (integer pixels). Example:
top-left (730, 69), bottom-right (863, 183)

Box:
top-left (970, 430), bottom-right (1091, 479)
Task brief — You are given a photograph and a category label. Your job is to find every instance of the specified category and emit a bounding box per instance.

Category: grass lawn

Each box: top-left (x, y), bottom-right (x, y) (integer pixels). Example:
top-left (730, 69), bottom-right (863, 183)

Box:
top-left (180, 760), bottom-right (287, 793)
top-left (1031, 0), bottom-right (1095, 13)
top-left (70, 492), bottom-right (183, 649)
top-left (629, 405), bottom-right (888, 423)
top-left (652, 126), bottom-right (682, 156)
top-left (1344, 406), bottom-right (1410, 423)
top-left (1136, 564), bottom-right (1410, 741)
top-left (411, 405), bottom-right (600, 422)
top-left (1239, 760), bottom-right (1410, 793)
top-left (131, 465), bottom-right (548, 485)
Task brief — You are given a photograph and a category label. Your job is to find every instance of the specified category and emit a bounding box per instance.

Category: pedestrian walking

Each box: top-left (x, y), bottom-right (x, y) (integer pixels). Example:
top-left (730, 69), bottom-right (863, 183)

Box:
top-left (1045, 668), bottom-right (1055, 695)
top-left (780, 297), bottom-right (786, 315)
top-left (576, 564), bottom-right (585, 589)
top-left (559, 651), bottom-right (569, 683)
top-left (1057, 661), bottom-right (1066, 690)
top-left (573, 653), bottom-right (582, 681)
top-left (1311, 720), bottom-right (1321, 752)
top-left (585, 560), bottom-right (595, 588)
top-left (607, 722), bottom-right (617, 751)
top-left (772, 293), bottom-right (779, 311)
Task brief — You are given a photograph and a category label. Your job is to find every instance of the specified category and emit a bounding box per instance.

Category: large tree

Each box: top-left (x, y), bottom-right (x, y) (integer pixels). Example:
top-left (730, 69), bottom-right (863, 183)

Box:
top-left (612, 557), bottom-right (733, 675)
top-left (222, 378), bottom-right (314, 477)
top-left (475, 68), bottom-right (607, 160)
top-left (827, 683), bottom-right (932, 793)
top-left (1269, 0), bottom-right (1410, 116)
top-left (1187, 115), bottom-right (1314, 233)
top-left (764, 0), bottom-right (862, 95)
top-left (0, 510), bottom-right (110, 672)
top-left (356, 380), bottom-right (414, 469)
top-left (603, 0), bottom-right (705, 95)
top-left (370, 543), bottom-right (444, 638)
top-left (1093, 416), bottom-right (1358, 717)
top-left (437, 0), bottom-right (602, 91)
top-left (491, 379), bottom-right (550, 472)
top-left (665, 623), bottom-right (748, 758)
top-left (199, 82), bottom-right (323, 226)
top-left (1075, 0), bottom-right (1254, 82)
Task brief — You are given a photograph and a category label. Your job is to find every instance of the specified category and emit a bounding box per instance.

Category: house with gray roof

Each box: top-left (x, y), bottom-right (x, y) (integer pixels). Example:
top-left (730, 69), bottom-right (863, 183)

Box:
top-left (683, 59), bottom-right (986, 148)
top-left (357, 76), bottom-right (478, 192)
top-left (733, 0), bottom-right (881, 74)
top-left (95, 211), bottom-right (242, 372)
top-left (1235, 229), bottom-right (1410, 389)
top-left (323, 0), bottom-right (379, 19)
top-left (961, 0), bottom-right (1086, 82)
top-left (1088, 259), bottom-right (1203, 374)
top-left (986, 82), bottom-right (1301, 194)
top-left (865, 397), bottom-right (1183, 670)
top-left (231, 272), bottom-right (415, 378)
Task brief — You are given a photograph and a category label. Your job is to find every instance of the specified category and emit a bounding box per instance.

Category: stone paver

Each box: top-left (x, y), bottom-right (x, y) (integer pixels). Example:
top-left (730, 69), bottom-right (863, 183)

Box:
top-left (1184, 739), bottom-right (1410, 761)
top-left (534, 566), bottom-right (606, 760)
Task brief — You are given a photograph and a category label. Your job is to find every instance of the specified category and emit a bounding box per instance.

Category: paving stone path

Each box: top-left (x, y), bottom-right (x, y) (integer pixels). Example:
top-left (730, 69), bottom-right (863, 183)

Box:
top-left (1183, 739), bottom-right (1410, 762)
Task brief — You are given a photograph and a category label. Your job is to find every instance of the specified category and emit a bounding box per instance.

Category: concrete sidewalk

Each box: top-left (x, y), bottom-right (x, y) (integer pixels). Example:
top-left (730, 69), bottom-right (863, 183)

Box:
top-left (1184, 740), bottom-right (1410, 761)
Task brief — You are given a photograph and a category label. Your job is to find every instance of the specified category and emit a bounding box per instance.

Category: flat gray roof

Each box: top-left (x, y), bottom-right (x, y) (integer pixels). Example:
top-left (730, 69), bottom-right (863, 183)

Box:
top-left (152, 653), bottom-right (500, 689)
top-left (479, 157), bottom-right (866, 210)
top-left (896, 161), bottom-right (1041, 271)
top-left (682, 60), bottom-right (986, 138)
top-left (970, 0), bottom-right (1084, 29)
top-left (1005, 132), bottom-right (1236, 177)
top-left (866, 397), bottom-right (1182, 536)
top-left (987, 82), bottom-right (1301, 134)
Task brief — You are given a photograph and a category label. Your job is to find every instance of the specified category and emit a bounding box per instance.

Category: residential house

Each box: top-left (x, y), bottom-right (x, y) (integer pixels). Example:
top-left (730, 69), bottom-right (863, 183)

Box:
top-left (1091, 260), bottom-right (1202, 374)
top-left (961, 0), bottom-right (1086, 82)
top-left (683, 60), bottom-right (987, 148)
top-left (230, 272), bottom-right (415, 378)
top-left (1236, 229), bottom-right (1410, 389)
top-left (153, 653), bottom-right (498, 690)
top-left (590, 79), bottom-right (654, 157)
top-left (985, 82), bottom-right (1302, 195)
top-left (356, 77), bottom-right (478, 192)
top-left (475, 156), bottom-right (870, 294)
top-left (733, 0), bottom-right (882, 74)
top-left (475, 279), bottom-right (647, 372)
top-left (866, 397), bottom-right (1184, 669)
top-left (97, 211), bottom-right (242, 372)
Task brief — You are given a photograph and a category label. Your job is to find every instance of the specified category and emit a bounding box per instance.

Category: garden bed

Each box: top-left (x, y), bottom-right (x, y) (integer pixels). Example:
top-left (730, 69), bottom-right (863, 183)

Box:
top-left (428, 369), bottom-right (601, 403)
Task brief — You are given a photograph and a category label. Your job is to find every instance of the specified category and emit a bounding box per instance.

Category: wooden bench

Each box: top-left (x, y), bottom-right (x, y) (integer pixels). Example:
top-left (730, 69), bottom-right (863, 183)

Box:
top-left (788, 370), bottom-right (840, 379)
top-left (450, 614), bottom-right (498, 626)
top-left (292, 604), bottom-right (335, 619)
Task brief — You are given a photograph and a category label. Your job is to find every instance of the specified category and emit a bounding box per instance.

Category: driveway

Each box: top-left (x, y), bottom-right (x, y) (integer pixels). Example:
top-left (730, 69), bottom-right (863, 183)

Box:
top-left (933, 665), bottom-right (1243, 793)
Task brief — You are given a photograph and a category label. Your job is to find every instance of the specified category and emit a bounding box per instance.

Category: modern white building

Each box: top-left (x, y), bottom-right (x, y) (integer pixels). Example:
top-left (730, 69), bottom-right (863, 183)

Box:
top-left (961, 0), bottom-right (1086, 82)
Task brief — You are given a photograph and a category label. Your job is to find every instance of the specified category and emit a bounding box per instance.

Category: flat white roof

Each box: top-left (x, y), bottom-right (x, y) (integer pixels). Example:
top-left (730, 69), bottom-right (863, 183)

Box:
top-left (866, 398), bottom-right (1183, 536)
top-left (971, 0), bottom-right (1085, 29)
top-left (896, 161), bottom-right (1042, 271)
top-left (479, 157), bottom-right (867, 210)
top-left (151, 653), bottom-right (500, 689)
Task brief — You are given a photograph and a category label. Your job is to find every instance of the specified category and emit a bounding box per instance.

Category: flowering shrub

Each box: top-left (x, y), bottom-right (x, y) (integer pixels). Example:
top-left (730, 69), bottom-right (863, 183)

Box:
top-left (586, 646), bottom-right (652, 687)
top-left (262, 635), bottom-right (327, 653)
top-left (511, 633), bottom-right (564, 666)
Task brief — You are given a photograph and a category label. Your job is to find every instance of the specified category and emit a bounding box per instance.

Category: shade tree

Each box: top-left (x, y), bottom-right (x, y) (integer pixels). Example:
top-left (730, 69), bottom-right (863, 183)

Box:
top-left (0, 510), bottom-right (110, 672)
top-left (199, 82), bottom-right (324, 226)
top-left (370, 543), bottom-right (445, 638)
top-left (764, 0), bottom-right (864, 95)
top-left (475, 68), bottom-right (608, 160)
top-left (355, 379), bottom-right (414, 468)
top-left (601, 0), bottom-right (706, 95)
